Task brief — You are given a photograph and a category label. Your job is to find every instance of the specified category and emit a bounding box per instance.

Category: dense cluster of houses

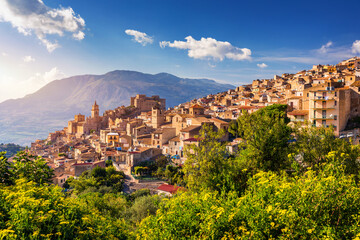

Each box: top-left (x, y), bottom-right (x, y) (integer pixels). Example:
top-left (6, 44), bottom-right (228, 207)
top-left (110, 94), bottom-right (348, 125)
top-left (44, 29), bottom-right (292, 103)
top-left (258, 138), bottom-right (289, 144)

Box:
top-left (30, 57), bottom-right (360, 187)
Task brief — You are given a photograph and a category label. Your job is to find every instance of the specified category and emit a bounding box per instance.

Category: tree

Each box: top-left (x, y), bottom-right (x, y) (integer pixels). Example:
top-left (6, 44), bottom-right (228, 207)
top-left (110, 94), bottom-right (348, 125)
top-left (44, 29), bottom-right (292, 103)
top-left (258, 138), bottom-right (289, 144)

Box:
top-left (233, 104), bottom-right (292, 171)
top-left (0, 152), bottom-right (13, 185)
top-left (12, 151), bottom-right (54, 185)
top-left (0, 179), bottom-right (131, 239)
top-left (291, 124), bottom-right (360, 175)
top-left (183, 124), bottom-right (238, 192)
top-left (127, 195), bottom-right (160, 223)
top-left (69, 166), bottom-right (125, 195)
top-left (138, 165), bottom-right (360, 239)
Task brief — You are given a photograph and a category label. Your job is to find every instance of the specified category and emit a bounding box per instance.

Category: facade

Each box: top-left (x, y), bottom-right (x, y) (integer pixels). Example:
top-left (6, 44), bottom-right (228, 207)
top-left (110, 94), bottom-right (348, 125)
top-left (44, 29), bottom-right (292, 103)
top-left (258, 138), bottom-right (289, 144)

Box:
top-left (130, 94), bottom-right (166, 112)
top-left (307, 84), bottom-right (351, 135)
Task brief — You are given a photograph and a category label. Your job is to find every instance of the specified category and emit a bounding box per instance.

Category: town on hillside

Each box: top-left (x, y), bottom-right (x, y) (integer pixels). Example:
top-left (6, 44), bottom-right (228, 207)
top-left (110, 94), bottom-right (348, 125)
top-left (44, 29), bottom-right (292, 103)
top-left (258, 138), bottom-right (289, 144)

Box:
top-left (29, 57), bottom-right (360, 192)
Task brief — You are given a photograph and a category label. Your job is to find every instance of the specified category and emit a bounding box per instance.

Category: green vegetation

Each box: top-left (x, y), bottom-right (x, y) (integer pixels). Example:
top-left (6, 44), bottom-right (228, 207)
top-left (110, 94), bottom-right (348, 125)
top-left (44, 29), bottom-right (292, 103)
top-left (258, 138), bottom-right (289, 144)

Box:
top-left (1, 104), bottom-right (360, 239)
top-left (67, 166), bottom-right (125, 194)
top-left (0, 143), bottom-right (25, 158)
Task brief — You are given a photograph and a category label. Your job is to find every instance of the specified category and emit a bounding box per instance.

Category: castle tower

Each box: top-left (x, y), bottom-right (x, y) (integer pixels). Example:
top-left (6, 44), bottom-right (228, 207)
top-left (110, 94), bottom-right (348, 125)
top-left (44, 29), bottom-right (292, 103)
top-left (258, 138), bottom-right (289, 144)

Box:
top-left (151, 103), bottom-right (165, 128)
top-left (91, 101), bottom-right (99, 118)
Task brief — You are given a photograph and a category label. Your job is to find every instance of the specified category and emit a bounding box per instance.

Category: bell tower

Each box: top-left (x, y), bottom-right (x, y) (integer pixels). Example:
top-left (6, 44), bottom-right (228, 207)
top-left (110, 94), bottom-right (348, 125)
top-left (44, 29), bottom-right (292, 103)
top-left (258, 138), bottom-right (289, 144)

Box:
top-left (151, 103), bottom-right (165, 128)
top-left (91, 101), bottom-right (99, 118)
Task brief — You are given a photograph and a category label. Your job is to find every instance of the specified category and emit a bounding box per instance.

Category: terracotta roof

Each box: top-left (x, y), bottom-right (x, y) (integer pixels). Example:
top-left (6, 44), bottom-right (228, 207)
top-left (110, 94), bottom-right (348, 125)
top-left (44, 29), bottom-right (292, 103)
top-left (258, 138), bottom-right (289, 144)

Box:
top-left (169, 136), bottom-right (180, 142)
top-left (190, 104), bottom-right (204, 109)
top-left (180, 125), bottom-right (201, 133)
top-left (351, 81), bottom-right (360, 87)
top-left (288, 110), bottom-right (309, 116)
top-left (157, 184), bottom-right (182, 194)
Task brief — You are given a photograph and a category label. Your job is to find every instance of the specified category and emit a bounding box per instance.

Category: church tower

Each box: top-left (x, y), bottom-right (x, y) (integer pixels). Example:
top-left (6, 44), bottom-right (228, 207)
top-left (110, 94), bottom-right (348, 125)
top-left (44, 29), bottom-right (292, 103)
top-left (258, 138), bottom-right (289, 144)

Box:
top-left (91, 101), bottom-right (99, 118)
top-left (151, 103), bottom-right (165, 128)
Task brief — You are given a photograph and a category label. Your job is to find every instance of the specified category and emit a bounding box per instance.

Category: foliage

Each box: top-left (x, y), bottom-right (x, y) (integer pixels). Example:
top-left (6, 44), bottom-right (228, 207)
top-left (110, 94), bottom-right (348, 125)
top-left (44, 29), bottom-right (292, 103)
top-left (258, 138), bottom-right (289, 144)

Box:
top-left (0, 143), bottom-right (25, 158)
top-left (232, 104), bottom-right (292, 171)
top-left (134, 166), bottom-right (147, 176)
top-left (0, 179), bottom-right (131, 239)
top-left (105, 159), bottom-right (113, 167)
top-left (69, 166), bottom-right (125, 195)
top-left (138, 165), bottom-right (360, 239)
top-left (155, 155), bottom-right (169, 169)
top-left (127, 195), bottom-right (161, 223)
top-left (58, 153), bottom-right (66, 157)
top-left (183, 124), bottom-right (239, 192)
top-left (0, 152), bottom-right (13, 186)
top-left (129, 189), bottom-right (151, 202)
top-left (291, 124), bottom-right (360, 175)
top-left (12, 151), bottom-right (54, 185)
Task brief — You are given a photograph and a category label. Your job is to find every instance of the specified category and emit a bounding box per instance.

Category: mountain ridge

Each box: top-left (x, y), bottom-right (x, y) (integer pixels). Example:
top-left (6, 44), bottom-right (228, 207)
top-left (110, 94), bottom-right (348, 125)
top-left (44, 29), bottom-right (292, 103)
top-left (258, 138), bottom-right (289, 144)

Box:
top-left (0, 70), bottom-right (235, 145)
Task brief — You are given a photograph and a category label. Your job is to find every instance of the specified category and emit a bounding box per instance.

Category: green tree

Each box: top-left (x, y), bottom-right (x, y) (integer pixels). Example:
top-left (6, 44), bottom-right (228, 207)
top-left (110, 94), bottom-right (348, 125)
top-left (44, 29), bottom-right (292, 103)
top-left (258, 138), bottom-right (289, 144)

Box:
top-left (291, 124), bottom-right (360, 175)
top-left (233, 104), bottom-right (292, 171)
top-left (0, 152), bottom-right (13, 185)
top-left (0, 179), bottom-right (131, 239)
top-left (12, 151), bottom-right (54, 185)
top-left (70, 166), bottom-right (125, 195)
top-left (138, 164), bottom-right (360, 240)
top-left (128, 195), bottom-right (160, 223)
top-left (183, 124), bottom-right (238, 192)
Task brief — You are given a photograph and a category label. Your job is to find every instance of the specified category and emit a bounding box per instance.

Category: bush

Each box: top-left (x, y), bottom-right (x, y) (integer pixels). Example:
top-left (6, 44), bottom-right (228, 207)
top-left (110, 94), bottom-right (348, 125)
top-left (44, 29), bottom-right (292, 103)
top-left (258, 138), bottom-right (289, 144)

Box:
top-left (138, 165), bottom-right (360, 239)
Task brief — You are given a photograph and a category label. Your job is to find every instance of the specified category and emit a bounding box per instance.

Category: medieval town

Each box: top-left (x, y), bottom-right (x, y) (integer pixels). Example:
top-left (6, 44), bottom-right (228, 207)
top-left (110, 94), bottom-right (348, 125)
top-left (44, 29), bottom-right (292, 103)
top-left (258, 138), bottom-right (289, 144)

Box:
top-left (29, 57), bottom-right (360, 194)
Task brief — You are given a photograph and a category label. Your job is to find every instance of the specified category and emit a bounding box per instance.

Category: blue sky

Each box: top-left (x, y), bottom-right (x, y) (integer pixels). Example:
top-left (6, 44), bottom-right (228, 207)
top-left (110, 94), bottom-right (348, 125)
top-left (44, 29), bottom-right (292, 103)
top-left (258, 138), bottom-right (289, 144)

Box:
top-left (1, 0), bottom-right (360, 102)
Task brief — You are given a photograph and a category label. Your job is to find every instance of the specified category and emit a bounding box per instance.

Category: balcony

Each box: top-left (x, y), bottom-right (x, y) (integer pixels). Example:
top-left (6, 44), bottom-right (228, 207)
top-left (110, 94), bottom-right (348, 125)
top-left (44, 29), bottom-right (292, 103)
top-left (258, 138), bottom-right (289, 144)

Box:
top-left (312, 116), bottom-right (335, 120)
top-left (312, 96), bottom-right (335, 101)
top-left (290, 118), bottom-right (305, 122)
top-left (312, 106), bottom-right (336, 110)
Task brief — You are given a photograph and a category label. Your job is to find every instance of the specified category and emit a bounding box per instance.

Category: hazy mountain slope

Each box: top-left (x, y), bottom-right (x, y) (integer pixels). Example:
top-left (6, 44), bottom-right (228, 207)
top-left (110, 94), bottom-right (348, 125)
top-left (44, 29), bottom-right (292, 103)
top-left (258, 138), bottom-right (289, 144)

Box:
top-left (0, 70), bottom-right (234, 145)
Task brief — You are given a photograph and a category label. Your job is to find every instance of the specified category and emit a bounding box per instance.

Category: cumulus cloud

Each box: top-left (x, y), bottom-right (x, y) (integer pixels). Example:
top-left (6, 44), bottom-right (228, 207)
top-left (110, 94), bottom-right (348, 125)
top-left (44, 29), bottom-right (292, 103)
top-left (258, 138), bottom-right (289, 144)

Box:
top-left (257, 63), bottom-right (268, 68)
top-left (160, 36), bottom-right (251, 61)
top-left (23, 55), bottom-right (35, 62)
top-left (318, 41), bottom-right (333, 54)
top-left (352, 40), bottom-right (360, 54)
top-left (125, 29), bottom-right (153, 46)
top-left (0, 0), bottom-right (85, 52)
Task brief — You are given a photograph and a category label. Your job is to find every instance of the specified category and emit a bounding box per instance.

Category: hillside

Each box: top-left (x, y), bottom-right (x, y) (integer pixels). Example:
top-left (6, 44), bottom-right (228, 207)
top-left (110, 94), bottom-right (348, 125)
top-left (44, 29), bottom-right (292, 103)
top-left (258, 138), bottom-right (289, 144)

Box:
top-left (0, 70), bottom-right (234, 145)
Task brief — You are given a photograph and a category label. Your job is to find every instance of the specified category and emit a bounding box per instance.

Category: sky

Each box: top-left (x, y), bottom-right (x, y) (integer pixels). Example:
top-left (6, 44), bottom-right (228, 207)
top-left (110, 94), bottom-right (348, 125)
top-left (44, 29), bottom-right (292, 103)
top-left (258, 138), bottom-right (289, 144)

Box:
top-left (1, 0), bottom-right (360, 102)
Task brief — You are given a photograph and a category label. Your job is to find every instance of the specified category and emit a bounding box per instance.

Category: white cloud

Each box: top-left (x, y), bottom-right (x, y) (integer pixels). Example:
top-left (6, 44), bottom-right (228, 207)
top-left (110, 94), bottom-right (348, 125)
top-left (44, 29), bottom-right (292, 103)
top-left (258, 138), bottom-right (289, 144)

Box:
top-left (1, 52), bottom-right (8, 57)
top-left (352, 40), bottom-right (360, 54)
top-left (160, 36), bottom-right (251, 61)
top-left (0, 0), bottom-right (85, 52)
top-left (318, 41), bottom-right (333, 54)
top-left (125, 29), bottom-right (153, 46)
top-left (22, 67), bottom-right (66, 94)
top-left (257, 63), bottom-right (268, 68)
top-left (23, 55), bottom-right (35, 62)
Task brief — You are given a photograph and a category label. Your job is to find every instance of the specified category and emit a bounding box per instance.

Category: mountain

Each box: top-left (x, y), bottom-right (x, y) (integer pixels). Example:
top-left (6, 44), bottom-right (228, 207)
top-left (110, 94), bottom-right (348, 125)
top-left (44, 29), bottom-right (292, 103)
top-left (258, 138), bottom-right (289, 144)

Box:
top-left (0, 70), bottom-right (234, 146)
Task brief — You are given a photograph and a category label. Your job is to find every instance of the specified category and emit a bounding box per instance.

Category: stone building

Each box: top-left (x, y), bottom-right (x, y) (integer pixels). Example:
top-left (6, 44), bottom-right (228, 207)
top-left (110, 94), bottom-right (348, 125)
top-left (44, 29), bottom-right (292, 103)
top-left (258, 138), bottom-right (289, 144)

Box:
top-left (130, 94), bottom-right (166, 112)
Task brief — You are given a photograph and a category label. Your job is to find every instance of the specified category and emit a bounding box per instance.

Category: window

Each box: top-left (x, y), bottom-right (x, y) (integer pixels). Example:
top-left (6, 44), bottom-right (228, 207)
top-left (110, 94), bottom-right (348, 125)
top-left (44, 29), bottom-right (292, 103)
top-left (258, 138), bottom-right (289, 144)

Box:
top-left (335, 92), bottom-right (337, 97)
top-left (334, 115), bottom-right (337, 120)
top-left (335, 101), bottom-right (337, 106)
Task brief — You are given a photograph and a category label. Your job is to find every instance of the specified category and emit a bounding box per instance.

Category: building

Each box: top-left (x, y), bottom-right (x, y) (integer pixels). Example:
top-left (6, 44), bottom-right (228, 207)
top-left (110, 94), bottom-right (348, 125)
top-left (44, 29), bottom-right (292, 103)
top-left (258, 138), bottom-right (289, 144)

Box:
top-left (306, 83), bottom-right (351, 135)
top-left (130, 94), bottom-right (166, 112)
